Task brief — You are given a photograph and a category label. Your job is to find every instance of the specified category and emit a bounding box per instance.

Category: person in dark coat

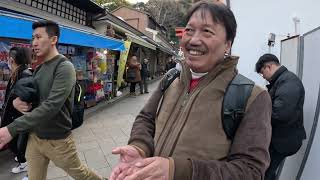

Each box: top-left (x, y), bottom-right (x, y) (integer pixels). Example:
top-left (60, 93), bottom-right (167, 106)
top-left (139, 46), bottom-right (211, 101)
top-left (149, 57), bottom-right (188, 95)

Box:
top-left (139, 58), bottom-right (149, 94)
top-left (256, 53), bottom-right (306, 180)
top-left (1, 46), bottom-right (32, 174)
top-left (126, 56), bottom-right (142, 96)
top-left (165, 58), bottom-right (176, 72)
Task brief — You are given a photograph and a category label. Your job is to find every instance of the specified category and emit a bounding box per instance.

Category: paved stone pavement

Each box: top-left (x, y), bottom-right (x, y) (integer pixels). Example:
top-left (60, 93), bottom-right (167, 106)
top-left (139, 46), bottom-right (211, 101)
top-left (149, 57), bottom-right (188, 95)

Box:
top-left (0, 80), bottom-right (159, 180)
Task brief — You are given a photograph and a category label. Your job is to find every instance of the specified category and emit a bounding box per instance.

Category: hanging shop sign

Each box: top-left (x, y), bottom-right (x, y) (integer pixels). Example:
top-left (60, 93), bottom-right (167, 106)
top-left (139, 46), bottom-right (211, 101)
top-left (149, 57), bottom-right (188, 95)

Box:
top-left (117, 41), bottom-right (131, 89)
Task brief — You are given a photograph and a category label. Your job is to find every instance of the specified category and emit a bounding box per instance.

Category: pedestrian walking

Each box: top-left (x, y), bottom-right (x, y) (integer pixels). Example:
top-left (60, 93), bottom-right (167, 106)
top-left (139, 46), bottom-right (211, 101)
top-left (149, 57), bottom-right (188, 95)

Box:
top-left (256, 53), bottom-right (306, 180)
top-left (126, 56), bottom-right (142, 96)
top-left (139, 58), bottom-right (149, 94)
top-left (0, 20), bottom-right (104, 180)
top-left (1, 47), bottom-right (32, 175)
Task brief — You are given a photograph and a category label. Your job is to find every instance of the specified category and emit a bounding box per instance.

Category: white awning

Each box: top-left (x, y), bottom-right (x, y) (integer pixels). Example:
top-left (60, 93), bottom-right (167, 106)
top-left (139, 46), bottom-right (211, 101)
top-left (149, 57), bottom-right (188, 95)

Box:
top-left (106, 20), bottom-right (156, 50)
top-left (125, 33), bottom-right (157, 50)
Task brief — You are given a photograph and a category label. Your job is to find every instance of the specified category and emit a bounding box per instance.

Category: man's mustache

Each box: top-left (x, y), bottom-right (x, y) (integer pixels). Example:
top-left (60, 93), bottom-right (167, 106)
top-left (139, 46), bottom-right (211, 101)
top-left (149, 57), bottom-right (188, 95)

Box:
top-left (185, 44), bottom-right (207, 52)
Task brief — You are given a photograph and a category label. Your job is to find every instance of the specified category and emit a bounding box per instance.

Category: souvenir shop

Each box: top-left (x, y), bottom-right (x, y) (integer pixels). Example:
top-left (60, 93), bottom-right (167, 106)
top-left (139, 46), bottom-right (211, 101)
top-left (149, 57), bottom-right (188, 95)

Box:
top-left (60, 45), bottom-right (121, 108)
top-left (0, 12), bottom-right (125, 110)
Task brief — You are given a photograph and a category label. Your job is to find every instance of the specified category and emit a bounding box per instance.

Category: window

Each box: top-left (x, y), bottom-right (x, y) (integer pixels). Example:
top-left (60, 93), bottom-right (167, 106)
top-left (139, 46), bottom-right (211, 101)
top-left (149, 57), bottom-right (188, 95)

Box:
top-left (32, 1), bottom-right (37, 7)
top-left (53, 2), bottom-right (57, 8)
top-left (37, 3), bottom-right (42, 9)
top-left (43, 5), bottom-right (47, 11)
top-left (16, 0), bottom-right (87, 25)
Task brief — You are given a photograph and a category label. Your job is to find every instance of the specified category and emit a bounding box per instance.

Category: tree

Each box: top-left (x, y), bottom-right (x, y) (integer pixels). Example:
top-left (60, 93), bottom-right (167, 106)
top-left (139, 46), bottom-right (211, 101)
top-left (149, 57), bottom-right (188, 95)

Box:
top-left (132, 2), bottom-right (147, 11)
top-left (133, 0), bottom-right (192, 44)
top-left (93, 0), bottom-right (131, 11)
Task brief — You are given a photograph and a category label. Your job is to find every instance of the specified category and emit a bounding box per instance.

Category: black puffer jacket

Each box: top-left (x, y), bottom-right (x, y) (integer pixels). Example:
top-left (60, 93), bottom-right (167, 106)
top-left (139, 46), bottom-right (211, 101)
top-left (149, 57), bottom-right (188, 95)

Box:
top-left (267, 66), bottom-right (306, 156)
top-left (1, 67), bottom-right (34, 127)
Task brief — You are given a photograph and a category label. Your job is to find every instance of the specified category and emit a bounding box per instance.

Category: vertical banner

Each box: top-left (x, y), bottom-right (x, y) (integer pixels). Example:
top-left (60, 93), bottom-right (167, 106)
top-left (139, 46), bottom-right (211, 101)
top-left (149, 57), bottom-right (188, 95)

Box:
top-left (117, 41), bottom-right (131, 89)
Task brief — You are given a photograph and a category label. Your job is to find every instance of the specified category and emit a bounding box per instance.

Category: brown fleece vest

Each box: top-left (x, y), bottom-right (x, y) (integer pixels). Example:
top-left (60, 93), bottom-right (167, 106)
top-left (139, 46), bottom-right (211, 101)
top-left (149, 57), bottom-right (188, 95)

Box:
top-left (154, 59), bottom-right (264, 161)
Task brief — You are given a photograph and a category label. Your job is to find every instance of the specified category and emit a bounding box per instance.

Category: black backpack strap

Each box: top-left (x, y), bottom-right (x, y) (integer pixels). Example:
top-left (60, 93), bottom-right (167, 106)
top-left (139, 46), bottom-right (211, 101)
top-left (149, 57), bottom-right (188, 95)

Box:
top-left (156, 68), bottom-right (180, 117)
top-left (160, 68), bottom-right (180, 93)
top-left (222, 74), bottom-right (254, 140)
top-left (75, 82), bottom-right (83, 103)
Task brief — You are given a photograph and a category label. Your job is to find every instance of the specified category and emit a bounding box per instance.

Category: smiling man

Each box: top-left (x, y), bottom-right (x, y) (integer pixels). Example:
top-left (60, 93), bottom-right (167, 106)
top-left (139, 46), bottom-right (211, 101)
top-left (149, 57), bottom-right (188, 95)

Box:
top-left (109, 1), bottom-right (272, 180)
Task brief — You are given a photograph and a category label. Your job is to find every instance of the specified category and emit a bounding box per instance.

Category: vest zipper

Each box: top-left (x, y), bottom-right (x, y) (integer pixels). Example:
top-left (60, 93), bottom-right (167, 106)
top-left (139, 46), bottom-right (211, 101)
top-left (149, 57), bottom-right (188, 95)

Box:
top-left (181, 92), bottom-right (189, 107)
top-left (169, 91), bottom-right (201, 156)
top-left (158, 91), bottom-right (189, 155)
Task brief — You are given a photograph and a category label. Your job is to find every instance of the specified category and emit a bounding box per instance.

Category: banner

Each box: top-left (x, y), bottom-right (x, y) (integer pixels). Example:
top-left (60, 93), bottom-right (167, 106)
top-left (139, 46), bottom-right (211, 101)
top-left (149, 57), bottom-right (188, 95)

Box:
top-left (117, 41), bottom-right (131, 89)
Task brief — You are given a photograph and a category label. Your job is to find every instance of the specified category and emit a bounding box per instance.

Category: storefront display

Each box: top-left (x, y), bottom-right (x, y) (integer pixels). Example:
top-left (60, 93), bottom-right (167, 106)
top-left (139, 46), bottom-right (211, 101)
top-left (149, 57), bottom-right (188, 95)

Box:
top-left (59, 45), bottom-right (123, 108)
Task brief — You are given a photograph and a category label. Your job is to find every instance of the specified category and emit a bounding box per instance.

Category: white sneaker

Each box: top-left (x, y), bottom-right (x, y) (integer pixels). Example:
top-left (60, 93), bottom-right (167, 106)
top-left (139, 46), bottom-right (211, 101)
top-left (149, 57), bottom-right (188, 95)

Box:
top-left (11, 162), bottom-right (28, 173)
top-left (22, 176), bottom-right (28, 180)
top-left (14, 156), bottom-right (18, 162)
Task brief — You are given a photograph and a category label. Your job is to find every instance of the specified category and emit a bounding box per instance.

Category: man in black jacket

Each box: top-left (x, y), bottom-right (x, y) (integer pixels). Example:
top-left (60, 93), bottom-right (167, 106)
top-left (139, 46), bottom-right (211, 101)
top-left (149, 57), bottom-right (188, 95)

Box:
top-left (256, 53), bottom-right (306, 180)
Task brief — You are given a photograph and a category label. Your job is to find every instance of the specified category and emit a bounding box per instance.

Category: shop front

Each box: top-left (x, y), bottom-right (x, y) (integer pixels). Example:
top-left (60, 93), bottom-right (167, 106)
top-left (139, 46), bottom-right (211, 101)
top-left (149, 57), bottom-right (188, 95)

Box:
top-left (0, 11), bottom-right (125, 109)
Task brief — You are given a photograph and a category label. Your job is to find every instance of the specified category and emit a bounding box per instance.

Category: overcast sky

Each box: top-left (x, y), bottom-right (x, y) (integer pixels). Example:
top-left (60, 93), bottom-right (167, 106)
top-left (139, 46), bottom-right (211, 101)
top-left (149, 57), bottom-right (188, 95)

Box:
top-left (127, 0), bottom-right (149, 3)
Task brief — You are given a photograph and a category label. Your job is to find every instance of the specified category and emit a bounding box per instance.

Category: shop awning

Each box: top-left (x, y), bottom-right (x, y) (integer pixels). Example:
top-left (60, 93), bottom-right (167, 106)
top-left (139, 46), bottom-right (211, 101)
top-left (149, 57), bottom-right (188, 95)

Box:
top-left (125, 33), bottom-right (156, 50)
top-left (106, 20), bottom-right (156, 50)
top-left (157, 44), bottom-right (175, 56)
top-left (0, 12), bottom-right (125, 51)
top-left (60, 27), bottom-right (125, 51)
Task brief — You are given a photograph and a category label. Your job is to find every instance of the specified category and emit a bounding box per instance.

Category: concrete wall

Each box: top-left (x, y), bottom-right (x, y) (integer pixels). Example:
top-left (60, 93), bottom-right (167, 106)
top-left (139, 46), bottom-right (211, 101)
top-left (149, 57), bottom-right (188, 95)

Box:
top-left (286, 27), bottom-right (320, 180)
top-left (230, 0), bottom-right (320, 86)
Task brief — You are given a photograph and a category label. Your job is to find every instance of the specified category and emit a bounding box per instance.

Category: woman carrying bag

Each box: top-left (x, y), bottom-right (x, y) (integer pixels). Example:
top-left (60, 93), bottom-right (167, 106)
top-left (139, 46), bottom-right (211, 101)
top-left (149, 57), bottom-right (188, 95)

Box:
top-left (126, 56), bottom-right (141, 96)
top-left (1, 47), bottom-right (32, 174)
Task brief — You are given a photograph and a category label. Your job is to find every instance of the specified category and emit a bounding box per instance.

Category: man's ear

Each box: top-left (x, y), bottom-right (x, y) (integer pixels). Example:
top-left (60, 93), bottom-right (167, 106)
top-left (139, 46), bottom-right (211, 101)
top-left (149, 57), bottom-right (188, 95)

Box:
top-left (51, 36), bottom-right (58, 47)
top-left (224, 40), bottom-right (232, 54)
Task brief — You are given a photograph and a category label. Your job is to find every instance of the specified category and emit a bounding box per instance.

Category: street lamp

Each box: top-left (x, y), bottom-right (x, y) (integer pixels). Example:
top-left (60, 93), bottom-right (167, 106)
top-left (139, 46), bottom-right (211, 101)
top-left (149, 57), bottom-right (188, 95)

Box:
top-left (268, 33), bottom-right (276, 53)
